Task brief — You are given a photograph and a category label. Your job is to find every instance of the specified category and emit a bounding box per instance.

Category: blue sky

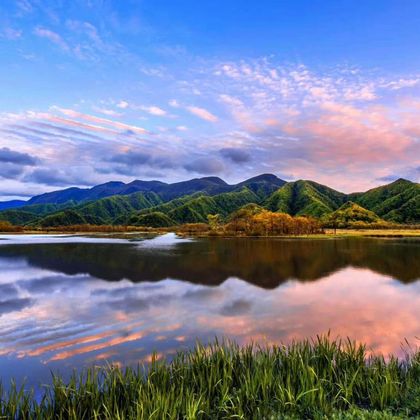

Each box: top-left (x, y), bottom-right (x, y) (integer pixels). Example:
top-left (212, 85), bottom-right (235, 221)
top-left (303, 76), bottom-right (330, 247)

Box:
top-left (0, 0), bottom-right (419, 199)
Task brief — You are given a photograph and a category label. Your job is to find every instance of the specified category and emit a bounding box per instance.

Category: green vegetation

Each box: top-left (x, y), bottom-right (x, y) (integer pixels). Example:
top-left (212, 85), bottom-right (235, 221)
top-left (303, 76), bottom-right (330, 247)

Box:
top-left (323, 202), bottom-right (386, 228)
top-left (168, 187), bottom-right (259, 223)
top-left (133, 211), bottom-right (174, 227)
top-left (0, 209), bottom-right (40, 225)
top-left (349, 179), bottom-right (420, 223)
top-left (37, 209), bottom-right (92, 227)
top-left (131, 187), bottom-right (259, 225)
top-left (76, 191), bottom-right (162, 224)
top-left (1, 337), bottom-right (419, 419)
top-left (0, 176), bottom-right (418, 229)
top-left (234, 173), bottom-right (286, 198)
top-left (265, 180), bottom-right (346, 217)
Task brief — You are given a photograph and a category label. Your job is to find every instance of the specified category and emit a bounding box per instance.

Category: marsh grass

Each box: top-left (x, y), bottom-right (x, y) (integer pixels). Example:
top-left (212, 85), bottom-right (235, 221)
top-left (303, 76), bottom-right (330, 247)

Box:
top-left (1, 336), bottom-right (419, 419)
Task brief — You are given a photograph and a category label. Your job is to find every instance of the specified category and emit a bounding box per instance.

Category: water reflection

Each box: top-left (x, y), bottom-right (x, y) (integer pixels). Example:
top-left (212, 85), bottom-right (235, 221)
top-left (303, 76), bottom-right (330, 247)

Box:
top-left (0, 234), bottom-right (418, 391)
top-left (0, 236), bottom-right (418, 286)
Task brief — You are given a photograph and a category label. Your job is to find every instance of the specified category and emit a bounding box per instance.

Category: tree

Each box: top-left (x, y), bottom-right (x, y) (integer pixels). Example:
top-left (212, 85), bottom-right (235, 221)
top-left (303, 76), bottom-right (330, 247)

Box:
top-left (207, 214), bottom-right (221, 231)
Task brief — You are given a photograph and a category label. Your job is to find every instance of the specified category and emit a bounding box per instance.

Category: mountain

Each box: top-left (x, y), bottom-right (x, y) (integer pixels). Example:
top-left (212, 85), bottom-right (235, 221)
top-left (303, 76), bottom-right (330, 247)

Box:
top-left (75, 192), bottom-right (162, 224)
top-left (0, 175), bottom-right (418, 227)
top-left (132, 212), bottom-right (174, 228)
top-left (0, 200), bottom-right (27, 211)
top-left (0, 174), bottom-right (286, 211)
top-left (264, 180), bottom-right (346, 217)
top-left (0, 209), bottom-right (40, 225)
top-left (32, 192), bottom-right (163, 227)
top-left (129, 187), bottom-right (259, 225)
top-left (234, 173), bottom-right (286, 198)
top-left (37, 210), bottom-right (94, 228)
top-left (349, 179), bottom-right (420, 223)
top-left (323, 202), bottom-right (384, 228)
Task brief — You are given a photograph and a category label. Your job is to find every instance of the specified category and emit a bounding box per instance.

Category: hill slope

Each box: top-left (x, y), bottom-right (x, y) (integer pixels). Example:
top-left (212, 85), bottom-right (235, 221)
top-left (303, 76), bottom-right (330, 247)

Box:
top-left (129, 187), bottom-right (260, 225)
top-left (0, 176), bottom-right (418, 227)
top-left (349, 179), bottom-right (419, 223)
top-left (0, 174), bottom-right (286, 210)
top-left (323, 202), bottom-right (384, 227)
top-left (265, 180), bottom-right (346, 217)
top-left (234, 174), bottom-right (286, 199)
top-left (0, 200), bottom-right (27, 211)
top-left (34, 192), bottom-right (163, 227)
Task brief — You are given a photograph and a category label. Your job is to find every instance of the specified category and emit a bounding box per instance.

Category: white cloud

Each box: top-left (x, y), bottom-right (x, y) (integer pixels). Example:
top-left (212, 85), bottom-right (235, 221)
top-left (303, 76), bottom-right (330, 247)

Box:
top-left (382, 78), bottom-right (420, 90)
top-left (33, 27), bottom-right (69, 51)
top-left (117, 101), bottom-right (129, 109)
top-left (93, 107), bottom-right (122, 117)
top-left (169, 99), bottom-right (180, 108)
top-left (140, 106), bottom-right (167, 116)
top-left (219, 94), bottom-right (244, 107)
top-left (2, 28), bottom-right (23, 40)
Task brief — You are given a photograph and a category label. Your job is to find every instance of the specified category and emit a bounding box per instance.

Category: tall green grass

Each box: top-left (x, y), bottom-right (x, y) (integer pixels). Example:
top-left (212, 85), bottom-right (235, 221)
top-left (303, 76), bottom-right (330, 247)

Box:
top-left (1, 336), bottom-right (419, 419)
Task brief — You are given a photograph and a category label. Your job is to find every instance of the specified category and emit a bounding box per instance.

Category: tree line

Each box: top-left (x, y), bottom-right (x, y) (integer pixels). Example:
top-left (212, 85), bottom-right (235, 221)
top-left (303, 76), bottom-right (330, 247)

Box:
top-left (206, 205), bottom-right (323, 236)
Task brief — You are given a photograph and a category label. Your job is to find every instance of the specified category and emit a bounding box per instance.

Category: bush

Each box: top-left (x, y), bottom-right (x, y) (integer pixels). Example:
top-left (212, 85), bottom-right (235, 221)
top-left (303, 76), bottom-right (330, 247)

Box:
top-left (0, 221), bottom-right (23, 232)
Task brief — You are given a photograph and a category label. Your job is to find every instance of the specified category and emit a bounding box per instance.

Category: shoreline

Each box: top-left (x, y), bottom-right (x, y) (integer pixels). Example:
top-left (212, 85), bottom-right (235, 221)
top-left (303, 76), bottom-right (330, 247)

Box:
top-left (1, 228), bottom-right (420, 238)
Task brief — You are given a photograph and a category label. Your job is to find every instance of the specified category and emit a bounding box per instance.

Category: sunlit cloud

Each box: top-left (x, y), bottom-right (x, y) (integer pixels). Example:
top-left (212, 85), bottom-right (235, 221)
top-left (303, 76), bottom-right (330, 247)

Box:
top-left (140, 105), bottom-right (167, 116)
top-left (186, 106), bottom-right (218, 122)
top-left (52, 107), bottom-right (149, 134)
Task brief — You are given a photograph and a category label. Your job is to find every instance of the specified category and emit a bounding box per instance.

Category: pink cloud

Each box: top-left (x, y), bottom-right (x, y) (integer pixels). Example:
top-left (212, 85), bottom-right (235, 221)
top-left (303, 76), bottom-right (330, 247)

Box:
top-left (53, 107), bottom-right (149, 134)
top-left (186, 106), bottom-right (218, 122)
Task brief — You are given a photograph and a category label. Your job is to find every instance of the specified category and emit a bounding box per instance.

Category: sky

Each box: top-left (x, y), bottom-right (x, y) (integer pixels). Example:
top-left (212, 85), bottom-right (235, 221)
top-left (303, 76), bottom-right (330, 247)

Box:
top-left (0, 0), bottom-right (419, 200)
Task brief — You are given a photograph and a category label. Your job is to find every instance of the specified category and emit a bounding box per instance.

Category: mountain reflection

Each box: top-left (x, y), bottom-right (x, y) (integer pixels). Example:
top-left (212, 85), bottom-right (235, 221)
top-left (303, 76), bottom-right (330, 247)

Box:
top-left (0, 237), bottom-right (418, 287)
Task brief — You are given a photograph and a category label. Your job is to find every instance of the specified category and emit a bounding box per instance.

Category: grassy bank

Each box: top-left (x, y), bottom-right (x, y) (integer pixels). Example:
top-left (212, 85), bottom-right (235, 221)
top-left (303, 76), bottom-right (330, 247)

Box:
top-left (1, 337), bottom-right (419, 419)
top-left (324, 228), bottom-right (420, 237)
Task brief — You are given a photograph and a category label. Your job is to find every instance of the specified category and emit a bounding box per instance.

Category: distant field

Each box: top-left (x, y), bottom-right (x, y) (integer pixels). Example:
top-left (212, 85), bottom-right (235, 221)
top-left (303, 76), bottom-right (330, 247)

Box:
top-left (325, 228), bottom-right (420, 237)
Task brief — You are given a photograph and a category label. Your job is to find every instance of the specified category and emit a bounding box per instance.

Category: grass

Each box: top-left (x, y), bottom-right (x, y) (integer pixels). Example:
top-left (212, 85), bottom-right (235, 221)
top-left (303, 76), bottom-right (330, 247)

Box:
top-left (1, 337), bottom-right (419, 419)
top-left (324, 228), bottom-right (420, 237)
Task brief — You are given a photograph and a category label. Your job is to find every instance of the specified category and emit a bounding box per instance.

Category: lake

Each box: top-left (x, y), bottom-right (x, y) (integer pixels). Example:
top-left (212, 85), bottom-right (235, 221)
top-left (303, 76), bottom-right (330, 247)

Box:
top-left (0, 233), bottom-right (419, 391)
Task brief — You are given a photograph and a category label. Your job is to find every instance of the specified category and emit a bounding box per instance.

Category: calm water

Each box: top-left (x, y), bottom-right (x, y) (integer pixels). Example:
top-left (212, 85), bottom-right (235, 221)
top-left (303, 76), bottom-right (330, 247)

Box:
top-left (0, 233), bottom-right (419, 390)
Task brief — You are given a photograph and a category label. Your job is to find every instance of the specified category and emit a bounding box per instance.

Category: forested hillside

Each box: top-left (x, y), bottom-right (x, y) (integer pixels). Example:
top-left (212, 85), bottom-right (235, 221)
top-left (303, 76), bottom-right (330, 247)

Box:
top-left (0, 175), bottom-right (418, 228)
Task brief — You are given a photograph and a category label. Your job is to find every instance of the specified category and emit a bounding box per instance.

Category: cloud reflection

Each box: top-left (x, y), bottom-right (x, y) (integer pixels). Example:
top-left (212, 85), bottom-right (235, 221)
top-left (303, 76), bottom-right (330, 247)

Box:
top-left (0, 236), bottom-right (418, 391)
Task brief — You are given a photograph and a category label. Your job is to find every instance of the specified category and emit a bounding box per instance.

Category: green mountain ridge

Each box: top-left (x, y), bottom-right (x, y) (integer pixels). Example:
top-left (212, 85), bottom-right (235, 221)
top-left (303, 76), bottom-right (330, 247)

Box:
top-left (349, 178), bottom-right (420, 223)
top-left (264, 180), bottom-right (346, 217)
top-left (0, 176), bottom-right (418, 227)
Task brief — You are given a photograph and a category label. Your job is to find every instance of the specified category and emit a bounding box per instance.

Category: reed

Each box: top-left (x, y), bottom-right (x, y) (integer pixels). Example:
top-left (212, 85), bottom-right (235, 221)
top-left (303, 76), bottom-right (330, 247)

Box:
top-left (1, 336), bottom-right (419, 419)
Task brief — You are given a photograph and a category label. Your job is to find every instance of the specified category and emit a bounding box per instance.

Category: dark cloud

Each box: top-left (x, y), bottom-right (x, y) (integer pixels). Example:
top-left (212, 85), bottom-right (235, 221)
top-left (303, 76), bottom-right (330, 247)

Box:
top-left (184, 157), bottom-right (224, 174)
top-left (108, 151), bottom-right (152, 165)
top-left (101, 151), bottom-right (177, 176)
top-left (0, 147), bottom-right (37, 166)
top-left (219, 147), bottom-right (251, 163)
top-left (93, 287), bottom-right (174, 313)
top-left (220, 299), bottom-right (252, 316)
top-left (183, 287), bottom-right (222, 300)
top-left (24, 168), bottom-right (93, 186)
top-left (0, 163), bottom-right (25, 179)
top-left (0, 283), bottom-right (19, 298)
top-left (0, 297), bottom-right (33, 316)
